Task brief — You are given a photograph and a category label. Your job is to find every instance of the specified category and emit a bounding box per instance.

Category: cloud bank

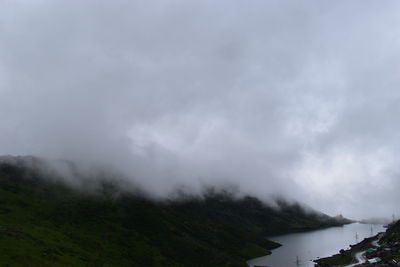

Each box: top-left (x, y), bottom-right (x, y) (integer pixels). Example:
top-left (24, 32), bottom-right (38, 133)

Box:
top-left (1, 0), bottom-right (400, 219)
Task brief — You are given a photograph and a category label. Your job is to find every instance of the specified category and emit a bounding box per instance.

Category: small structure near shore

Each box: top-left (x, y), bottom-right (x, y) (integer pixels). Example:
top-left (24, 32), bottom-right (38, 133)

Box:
top-left (367, 256), bottom-right (381, 264)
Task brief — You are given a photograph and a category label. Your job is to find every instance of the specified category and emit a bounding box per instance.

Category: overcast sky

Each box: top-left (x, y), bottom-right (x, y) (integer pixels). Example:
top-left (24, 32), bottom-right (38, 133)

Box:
top-left (1, 0), bottom-right (400, 219)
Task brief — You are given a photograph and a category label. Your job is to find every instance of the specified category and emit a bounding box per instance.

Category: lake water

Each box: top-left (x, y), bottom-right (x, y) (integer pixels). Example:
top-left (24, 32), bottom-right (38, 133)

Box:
top-left (247, 223), bottom-right (385, 267)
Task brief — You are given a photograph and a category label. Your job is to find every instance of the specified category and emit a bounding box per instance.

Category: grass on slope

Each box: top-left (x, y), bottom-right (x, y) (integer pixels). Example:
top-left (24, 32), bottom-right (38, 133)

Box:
top-left (0, 162), bottom-right (276, 267)
top-left (0, 159), bottom-right (345, 267)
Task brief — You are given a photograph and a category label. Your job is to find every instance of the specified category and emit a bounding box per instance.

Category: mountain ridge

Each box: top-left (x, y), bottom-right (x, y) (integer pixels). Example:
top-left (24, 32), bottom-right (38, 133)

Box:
top-left (0, 155), bottom-right (350, 266)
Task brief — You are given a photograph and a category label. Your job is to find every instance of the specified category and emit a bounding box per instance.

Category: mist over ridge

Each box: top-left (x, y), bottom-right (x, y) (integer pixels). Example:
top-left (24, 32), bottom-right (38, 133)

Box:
top-left (1, 1), bottom-right (400, 220)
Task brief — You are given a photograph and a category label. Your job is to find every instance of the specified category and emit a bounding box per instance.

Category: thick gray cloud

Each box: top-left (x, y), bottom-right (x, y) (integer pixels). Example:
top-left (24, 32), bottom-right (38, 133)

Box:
top-left (0, 0), bottom-right (400, 219)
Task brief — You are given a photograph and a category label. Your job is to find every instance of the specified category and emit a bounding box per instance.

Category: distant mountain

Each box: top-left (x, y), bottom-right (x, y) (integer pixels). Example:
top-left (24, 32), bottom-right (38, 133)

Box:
top-left (332, 214), bottom-right (354, 224)
top-left (0, 156), bottom-right (349, 267)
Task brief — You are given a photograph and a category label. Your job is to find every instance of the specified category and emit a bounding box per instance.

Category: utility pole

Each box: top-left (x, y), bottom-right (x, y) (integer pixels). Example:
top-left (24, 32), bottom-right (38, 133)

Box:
top-left (295, 256), bottom-right (301, 267)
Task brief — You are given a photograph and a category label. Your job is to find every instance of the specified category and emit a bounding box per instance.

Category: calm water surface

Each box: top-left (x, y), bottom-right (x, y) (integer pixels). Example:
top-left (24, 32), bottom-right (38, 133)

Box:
top-left (247, 223), bottom-right (385, 267)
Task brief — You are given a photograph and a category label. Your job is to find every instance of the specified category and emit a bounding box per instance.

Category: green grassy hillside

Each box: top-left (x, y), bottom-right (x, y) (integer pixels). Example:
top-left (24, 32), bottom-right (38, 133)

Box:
top-left (380, 220), bottom-right (400, 244)
top-left (0, 157), bottom-right (346, 267)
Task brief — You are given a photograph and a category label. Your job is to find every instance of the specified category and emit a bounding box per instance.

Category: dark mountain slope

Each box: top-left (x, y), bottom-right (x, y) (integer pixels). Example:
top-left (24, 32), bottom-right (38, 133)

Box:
top-left (0, 157), bottom-right (347, 267)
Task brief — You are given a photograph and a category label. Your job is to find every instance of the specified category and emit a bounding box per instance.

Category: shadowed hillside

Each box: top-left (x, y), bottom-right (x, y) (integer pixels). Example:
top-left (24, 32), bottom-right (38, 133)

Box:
top-left (0, 156), bottom-right (348, 267)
